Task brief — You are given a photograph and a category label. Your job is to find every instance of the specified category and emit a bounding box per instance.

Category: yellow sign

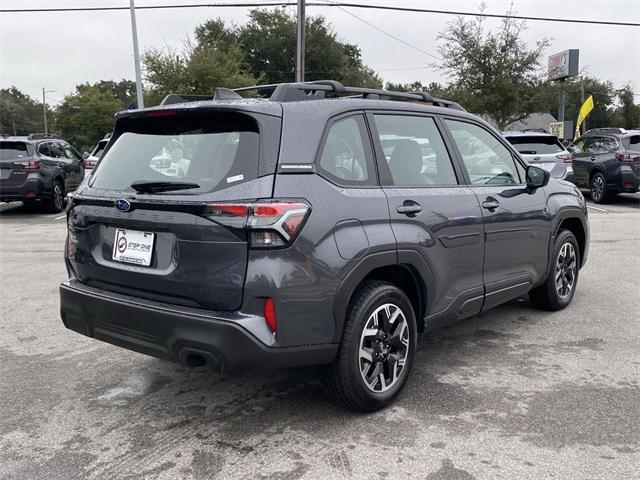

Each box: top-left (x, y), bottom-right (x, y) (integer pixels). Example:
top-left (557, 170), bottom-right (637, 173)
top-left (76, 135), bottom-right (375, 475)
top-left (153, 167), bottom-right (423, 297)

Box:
top-left (574, 95), bottom-right (594, 139)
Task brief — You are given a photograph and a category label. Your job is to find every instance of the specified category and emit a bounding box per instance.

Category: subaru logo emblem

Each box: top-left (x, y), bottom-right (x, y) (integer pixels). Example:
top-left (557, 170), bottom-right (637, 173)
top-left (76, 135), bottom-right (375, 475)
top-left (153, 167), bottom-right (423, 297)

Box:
top-left (114, 199), bottom-right (131, 212)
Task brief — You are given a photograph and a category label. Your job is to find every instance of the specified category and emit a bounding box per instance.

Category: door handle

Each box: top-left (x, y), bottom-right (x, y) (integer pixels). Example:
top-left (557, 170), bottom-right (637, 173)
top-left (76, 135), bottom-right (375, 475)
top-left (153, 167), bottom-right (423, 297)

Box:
top-left (590, 156), bottom-right (597, 161)
top-left (397, 201), bottom-right (422, 215)
top-left (481, 198), bottom-right (500, 210)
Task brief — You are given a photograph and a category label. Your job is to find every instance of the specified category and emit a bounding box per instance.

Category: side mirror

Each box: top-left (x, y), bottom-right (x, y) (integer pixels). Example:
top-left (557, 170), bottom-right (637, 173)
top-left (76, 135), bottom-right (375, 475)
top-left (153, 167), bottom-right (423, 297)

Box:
top-left (82, 152), bottom-right (90, 160)
top-left (526, 165), bottom-right (550, 189)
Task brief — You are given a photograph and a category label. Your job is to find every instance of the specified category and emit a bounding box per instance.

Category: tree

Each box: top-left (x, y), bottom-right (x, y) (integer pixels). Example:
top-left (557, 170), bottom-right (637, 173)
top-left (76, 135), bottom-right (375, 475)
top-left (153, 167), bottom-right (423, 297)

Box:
top-left (0, 87), bottom-right (52, 136)
top-left (613, 85), bottom-right (640, 129)
top-left (235, 9), bottom-right (380, 86)
top-left (434, 8), bottom-right (553, 129)
top-left (53, 83), bottom-right (127, 150)
top-left (143, 9), bottom-right (381, 101)
top-left (384, 81), bottom-right (450, 98)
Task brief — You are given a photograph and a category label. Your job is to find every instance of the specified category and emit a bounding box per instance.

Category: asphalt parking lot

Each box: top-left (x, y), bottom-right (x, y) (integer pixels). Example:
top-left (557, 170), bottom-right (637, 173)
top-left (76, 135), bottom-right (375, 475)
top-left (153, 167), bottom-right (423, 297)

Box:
top-left (0, 194), bottom-right (639, 480)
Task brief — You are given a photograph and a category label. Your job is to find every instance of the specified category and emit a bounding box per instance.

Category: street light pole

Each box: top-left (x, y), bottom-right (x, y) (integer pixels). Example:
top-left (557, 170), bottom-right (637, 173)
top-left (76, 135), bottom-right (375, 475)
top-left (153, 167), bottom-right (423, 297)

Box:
top-left (296, 0), bottom-right (305, 82)
top-left (129, 0), bottom-right (144, 109)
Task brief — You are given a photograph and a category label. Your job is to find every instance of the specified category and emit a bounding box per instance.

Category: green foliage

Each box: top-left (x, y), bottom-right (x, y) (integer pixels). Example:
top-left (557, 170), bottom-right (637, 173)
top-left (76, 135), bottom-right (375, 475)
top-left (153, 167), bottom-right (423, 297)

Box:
top-left (0, 87), bottom-right (51, 136)
top-left (143, 9), bottom-right (381, 99)
top-left (435, 10), bottom-right (553, 130)
top-left (384, 81), bottom-right (449, 98)
top-left (613, 84), bottom-right (640, 129)
top-left (53, 82), bottom-right (133, 150)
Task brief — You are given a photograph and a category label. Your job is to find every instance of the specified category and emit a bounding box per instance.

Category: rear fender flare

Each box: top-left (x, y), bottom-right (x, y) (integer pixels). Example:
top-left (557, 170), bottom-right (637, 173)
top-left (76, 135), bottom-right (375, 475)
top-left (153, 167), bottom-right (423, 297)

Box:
top-left (331, 249), bottom-right (436, 343)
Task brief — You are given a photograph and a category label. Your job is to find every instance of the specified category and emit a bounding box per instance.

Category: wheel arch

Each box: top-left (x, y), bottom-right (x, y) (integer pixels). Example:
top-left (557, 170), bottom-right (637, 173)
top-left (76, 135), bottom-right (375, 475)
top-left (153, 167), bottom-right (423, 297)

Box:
top-left (332, 251), bottom-right (434, 342)
top-left (551, 210), bottom-right (588, 270)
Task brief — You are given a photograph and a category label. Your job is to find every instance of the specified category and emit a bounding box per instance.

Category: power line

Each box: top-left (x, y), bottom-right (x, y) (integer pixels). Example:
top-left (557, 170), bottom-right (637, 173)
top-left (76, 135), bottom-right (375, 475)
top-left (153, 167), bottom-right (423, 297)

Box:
top-left (324, 1), bottom-right (441, 61)
top-left (1, 1), bottom-right (639, 27)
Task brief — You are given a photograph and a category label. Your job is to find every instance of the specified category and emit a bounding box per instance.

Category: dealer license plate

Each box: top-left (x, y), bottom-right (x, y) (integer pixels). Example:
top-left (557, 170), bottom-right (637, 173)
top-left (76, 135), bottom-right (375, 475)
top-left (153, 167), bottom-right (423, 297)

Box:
top-left (112, 228), bottom-right (155, 266)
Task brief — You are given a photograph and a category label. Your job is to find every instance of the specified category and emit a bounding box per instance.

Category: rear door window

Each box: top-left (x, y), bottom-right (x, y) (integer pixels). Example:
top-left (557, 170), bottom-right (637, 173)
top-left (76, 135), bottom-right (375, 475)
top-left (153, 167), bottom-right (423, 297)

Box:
top-left (61, 143), bottom-right (81, 160)
top-left (373, 114), bottom-right (458, 186)
top-left (90, 113), bottom-right (260, 195)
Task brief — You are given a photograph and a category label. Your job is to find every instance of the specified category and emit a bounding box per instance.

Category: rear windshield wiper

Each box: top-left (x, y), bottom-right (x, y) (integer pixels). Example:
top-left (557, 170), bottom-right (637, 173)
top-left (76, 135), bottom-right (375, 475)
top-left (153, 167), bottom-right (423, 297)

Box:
top-left (130, 180), bottom-right (200, 194)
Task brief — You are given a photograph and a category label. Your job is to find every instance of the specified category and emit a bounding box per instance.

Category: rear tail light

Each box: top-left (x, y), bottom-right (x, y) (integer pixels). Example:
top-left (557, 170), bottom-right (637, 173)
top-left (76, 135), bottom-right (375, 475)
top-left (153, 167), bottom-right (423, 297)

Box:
top-left (616, 152), bottom-right (640, 163)
top-left (556, 153), bottom-right (573, 163)
top-left (204, 200), bottom-right (310, 248)
top-left (16, 160), bottom-right (41, 170)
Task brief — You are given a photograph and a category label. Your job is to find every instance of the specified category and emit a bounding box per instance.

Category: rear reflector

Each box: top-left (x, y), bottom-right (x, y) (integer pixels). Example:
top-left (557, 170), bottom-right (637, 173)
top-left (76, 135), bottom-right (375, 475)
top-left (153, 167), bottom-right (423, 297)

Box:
top-left (25, 191), bottom-right (36, 198)
top-left (263, 298), bottom-right (277, 334)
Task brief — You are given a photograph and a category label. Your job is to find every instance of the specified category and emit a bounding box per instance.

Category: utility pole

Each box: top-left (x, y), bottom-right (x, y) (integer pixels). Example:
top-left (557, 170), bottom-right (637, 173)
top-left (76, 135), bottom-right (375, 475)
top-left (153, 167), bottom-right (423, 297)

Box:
top-left (129, 0), bottom-right (144, 109)
top-left (296, 0), bottom-right (305, 82)
top-left (42, 88), bottom-right (48, 134)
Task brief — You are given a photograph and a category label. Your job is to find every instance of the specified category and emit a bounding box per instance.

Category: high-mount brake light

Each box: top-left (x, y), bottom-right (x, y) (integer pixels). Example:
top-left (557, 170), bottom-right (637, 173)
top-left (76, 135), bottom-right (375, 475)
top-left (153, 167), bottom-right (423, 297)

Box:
top-left (205, 200), bottom-right (310, 248)
top-left (147, 110), bottom-right (177, 118)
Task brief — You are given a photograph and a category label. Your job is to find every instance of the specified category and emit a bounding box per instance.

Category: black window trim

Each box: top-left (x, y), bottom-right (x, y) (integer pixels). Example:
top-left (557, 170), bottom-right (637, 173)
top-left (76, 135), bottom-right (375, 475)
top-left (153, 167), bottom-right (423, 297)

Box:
top-left (440, 116), bottom-right (527, 187)
top-left (366, 110), bottom-right (464, 189)
top-left (313, 111), bottom-right (379, 189)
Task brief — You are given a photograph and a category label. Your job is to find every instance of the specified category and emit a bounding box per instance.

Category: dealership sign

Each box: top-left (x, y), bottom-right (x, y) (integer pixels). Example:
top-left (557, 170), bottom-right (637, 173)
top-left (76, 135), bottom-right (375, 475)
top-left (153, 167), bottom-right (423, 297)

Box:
top-left (548, 49), bottom-right (579, 81)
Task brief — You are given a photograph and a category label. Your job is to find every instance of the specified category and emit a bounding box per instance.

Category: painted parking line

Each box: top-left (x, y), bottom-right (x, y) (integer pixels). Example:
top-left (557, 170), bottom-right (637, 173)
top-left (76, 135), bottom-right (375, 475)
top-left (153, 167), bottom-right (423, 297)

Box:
top-left (54, 214), bottom-right (67, 220)
top-left (587, 205), bottom-right (609, 213)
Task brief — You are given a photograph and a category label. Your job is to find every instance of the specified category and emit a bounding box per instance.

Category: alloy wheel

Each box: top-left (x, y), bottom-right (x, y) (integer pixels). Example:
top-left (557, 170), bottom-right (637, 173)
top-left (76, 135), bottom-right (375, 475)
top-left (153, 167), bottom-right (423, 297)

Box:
top-left (53, 183), bottom-right (64, 211)
top-left (555, 242), bottom-right (577, 298)
top-left (591, 175), bottom-right (604, 202)
top-left (358, 303), bottom-right (410, 393)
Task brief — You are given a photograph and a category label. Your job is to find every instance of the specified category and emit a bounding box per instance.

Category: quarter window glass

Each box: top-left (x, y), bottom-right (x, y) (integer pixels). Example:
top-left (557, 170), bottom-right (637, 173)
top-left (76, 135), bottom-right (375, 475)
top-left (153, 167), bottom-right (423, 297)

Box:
top-left (38, 143), bottom-right (51, 157)
top-left (318, 116), bottom-right (371, 185)
top-left (445, 120), bottom-right (521, 185)
top-left (374, 115), bottom-right (458, 186)
top-left (601, 137), bottom-right (618, 151)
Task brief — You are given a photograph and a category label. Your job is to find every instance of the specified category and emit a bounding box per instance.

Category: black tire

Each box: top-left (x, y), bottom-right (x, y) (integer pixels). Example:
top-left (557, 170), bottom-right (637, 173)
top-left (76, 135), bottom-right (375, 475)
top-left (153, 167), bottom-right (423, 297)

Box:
top-left (46, 180), bottom-right (65, 213)
top-left (529, 229), bottom-right (580, 311)
top-left (324, 281), bottom-right (417, 412)
top-left (590, 172), bottom-right (609, 204)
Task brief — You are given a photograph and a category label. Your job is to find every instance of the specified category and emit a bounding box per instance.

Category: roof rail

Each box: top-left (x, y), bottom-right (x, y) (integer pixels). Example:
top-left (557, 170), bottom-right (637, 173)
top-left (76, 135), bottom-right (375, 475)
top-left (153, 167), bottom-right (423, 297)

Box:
top-left (234, 80), bottom-right (466, 111)
top-left (585, 127), bottom-right (627, 135)
top-left (158, 80), bottom-right (466, 111)
top-left (27, 133), bottom-right (61, 140)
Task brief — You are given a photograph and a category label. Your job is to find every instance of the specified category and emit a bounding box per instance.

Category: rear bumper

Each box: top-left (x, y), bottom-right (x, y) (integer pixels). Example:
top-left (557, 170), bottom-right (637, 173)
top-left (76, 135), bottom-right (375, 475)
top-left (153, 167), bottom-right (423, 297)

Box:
top-left (59, 280), bottom-right (338, 373)
top-left (619, 165), bottom-right (640, 192)
top-left (0, 177), bottom-right (48, 201)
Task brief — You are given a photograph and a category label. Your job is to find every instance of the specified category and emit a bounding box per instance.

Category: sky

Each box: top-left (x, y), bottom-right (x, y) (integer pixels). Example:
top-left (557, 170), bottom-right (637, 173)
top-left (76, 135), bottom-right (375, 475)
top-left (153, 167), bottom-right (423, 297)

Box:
top-left (1, 0), bottom-right (639, 107)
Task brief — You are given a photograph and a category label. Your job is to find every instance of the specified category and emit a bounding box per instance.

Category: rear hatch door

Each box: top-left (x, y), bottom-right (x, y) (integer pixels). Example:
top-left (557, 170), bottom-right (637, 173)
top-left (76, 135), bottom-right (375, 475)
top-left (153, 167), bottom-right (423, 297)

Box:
top-left (67, 105), bottom-right (281, 311)
top-left (0, 141), bottom-right (34, 186)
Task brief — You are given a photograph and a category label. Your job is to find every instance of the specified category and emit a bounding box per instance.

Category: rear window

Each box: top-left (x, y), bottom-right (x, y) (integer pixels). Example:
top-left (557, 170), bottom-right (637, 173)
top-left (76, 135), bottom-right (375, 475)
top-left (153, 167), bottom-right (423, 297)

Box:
top-left (0, 141), bottom-right (33, 160)
top-left (505, 136), bottom-right (564, 154)
top-left (90, 113), bottom-right (260, 195)
top-left (622, 135), bottom-right (640, 150)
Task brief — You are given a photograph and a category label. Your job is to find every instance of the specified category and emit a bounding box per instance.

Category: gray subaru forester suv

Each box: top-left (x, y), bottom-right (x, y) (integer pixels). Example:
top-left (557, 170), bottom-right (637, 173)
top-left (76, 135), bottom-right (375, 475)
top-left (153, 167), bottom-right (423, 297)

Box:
top-left (60, 81), bottom-right (589, 411)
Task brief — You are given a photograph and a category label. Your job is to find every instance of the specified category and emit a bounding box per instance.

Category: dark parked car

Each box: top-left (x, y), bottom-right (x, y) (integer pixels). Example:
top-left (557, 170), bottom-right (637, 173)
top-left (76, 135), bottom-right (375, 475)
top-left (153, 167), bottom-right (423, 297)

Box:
top-left (503, 130), bottom-right (574, 183)
top-left (0, 133), bottom-right (84, 212)
top-left (569, 128), bottom-right (640, 203)
top-left (60, 81), bottom-right (589, 411)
